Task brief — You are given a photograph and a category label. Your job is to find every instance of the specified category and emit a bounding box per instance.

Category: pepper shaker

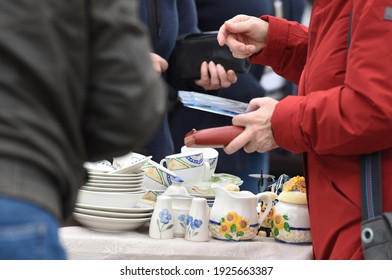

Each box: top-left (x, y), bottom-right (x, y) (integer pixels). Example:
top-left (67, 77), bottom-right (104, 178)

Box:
top-left (185, 197), bottom-right (209, 242)
top-left (149, 196), bottom-right (174, 239)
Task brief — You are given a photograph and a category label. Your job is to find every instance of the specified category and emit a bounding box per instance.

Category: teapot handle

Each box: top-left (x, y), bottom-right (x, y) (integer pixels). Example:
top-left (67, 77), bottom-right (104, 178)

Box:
top-left (256, 193), bottom-right (273, 227)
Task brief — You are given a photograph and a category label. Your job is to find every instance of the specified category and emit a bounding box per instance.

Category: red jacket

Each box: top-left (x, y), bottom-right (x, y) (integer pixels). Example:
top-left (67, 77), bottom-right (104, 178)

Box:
top-left (252, 0), bottom-right (392, 259)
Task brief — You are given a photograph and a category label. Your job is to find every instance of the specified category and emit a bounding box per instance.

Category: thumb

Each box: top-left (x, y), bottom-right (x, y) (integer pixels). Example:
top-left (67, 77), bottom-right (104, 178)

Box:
top-left (224, 20), bottom-right (251, 35)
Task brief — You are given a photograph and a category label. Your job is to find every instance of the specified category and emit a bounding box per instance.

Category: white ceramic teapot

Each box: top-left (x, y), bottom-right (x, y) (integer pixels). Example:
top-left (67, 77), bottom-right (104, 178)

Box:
top-left (271, 176), bottom-right (312, 244)
top-left (208, 184), bottom-right (273, 241)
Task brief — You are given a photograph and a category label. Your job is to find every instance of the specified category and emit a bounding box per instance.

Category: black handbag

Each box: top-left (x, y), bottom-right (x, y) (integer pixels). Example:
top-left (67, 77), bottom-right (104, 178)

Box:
top-left (175, 31), bottom-right (251, 80)
top-left (360, 152), bottom-right (392, 259)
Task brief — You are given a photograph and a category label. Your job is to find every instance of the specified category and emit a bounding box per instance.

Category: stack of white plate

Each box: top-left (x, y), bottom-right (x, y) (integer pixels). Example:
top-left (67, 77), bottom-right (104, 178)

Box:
top-left (84, 171), bottom-right (145, 193)
top-left (74, 166), bottom-right (152, 231)
top-left (73, 201), bottom-right (154, 232)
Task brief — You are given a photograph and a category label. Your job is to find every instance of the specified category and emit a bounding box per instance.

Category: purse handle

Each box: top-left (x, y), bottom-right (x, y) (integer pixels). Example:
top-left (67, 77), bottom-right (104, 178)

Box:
top-left (360, 152), bottom-right (383, 221)
top-left (348, 11), bottom-right (382, 221)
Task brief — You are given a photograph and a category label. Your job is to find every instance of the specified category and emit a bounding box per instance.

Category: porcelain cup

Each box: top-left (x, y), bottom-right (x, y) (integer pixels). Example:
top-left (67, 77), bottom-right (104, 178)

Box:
top-left (160, 151), bottom-right (211, 184)
top-left (181, 146), bottom-right (219, 175)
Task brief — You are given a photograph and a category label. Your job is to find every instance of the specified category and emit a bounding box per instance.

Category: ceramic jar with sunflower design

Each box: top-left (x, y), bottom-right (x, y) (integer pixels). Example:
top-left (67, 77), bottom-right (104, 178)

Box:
top-left (271, 176), bottom-right (312, 244)
top-left (208, 184), bottom-right (273, 241)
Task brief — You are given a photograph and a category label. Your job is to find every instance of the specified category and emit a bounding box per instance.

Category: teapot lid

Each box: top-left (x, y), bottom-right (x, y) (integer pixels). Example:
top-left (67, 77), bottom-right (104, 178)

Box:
top-left (277, 191), bottom-right (307, 205)
top-left (162, 177), bottom-right (189, 196)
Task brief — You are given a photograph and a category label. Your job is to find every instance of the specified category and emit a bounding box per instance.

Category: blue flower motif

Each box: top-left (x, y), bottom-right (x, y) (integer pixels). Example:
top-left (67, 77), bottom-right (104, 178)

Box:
top-left (178, 214), bottom-right (187, 222)
top-left (159, 209), bottom-right (172, 224)
top-left (191, 219), bottom-right (203, 230)
top-left (186, 215), bottom-right (193, 225)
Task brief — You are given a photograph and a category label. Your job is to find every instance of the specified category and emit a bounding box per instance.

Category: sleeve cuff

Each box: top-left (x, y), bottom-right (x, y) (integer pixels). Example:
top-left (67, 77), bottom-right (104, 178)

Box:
top-left (271, 95), bottom-right (309, 153)
top-left (250, 16), bottom-right (290, 66)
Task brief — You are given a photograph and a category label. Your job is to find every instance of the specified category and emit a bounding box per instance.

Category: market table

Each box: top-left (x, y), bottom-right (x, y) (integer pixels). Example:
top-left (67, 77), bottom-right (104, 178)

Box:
top-left (60, 225), bottom-right (314, 260)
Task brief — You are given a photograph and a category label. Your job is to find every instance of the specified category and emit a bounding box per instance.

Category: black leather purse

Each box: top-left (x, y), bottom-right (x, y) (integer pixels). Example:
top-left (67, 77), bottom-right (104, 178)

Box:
top-left (175, 31), bottom-right (251, 80)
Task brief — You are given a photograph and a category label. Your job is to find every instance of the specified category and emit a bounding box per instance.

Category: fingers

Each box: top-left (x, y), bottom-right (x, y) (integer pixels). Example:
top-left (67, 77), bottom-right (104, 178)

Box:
top-left (207, 61), bottom-right (220, 87)
top-left (223, 127), bottom-right (251, 154)
top-left (150, 53), bottom-right (168, 73)
top-left (226, 35), bottom-right (256, 59)
top-left (217, 15), bottom-right (265, 59)
top-left (195, 61), bottom-right (219, 90)
top-left (214, 64), bottom-right (235, 88)
top-left (223, 100), bottom-right (279, 155)
top-left (195, 62), bottom-right (237, 90)
top-left (217, 24), bottom-right (228, 46)
top-left (226, 70), bottom-right (238, 84)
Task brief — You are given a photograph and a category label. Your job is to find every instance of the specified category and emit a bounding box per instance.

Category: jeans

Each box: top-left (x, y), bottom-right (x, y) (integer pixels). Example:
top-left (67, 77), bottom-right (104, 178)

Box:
top-left (0, 197), bottom-right (67, 260)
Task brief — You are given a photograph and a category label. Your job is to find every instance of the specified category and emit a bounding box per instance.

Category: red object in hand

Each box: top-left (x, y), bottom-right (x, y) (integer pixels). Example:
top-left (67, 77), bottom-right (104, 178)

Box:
top-left (184, 126), bottom-right (245, 148)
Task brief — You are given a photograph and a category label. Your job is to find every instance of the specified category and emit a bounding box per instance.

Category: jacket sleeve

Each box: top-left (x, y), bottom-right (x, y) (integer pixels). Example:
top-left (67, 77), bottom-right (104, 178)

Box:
top-left (250, 16), bottom-right (308, 85)
top-left (271, 1), bottom-right (392, 155)
top-left (84, 0), bottom-right (166, 161)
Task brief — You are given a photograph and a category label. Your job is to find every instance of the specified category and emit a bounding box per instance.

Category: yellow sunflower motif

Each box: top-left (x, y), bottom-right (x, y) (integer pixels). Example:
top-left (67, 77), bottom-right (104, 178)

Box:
top-left (272, 213), bottom-right (285, 230)
top-left (219, 221), bottom-right (231, 235)
top-left (283, 176), bottom-right (306, 193)
top-left (237, 217), bottom-right (249, 231)
top-left (225, 211), bottom-right (240, 224)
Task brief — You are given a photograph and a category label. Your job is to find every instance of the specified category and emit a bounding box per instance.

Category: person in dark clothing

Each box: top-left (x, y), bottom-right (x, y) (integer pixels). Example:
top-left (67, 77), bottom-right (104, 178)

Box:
top-left (0, 0), bottom-right (165, 259)
top-left (137, 0), bottom-right (238, 163)
top-left (169, 0), bottom-right (275, 193)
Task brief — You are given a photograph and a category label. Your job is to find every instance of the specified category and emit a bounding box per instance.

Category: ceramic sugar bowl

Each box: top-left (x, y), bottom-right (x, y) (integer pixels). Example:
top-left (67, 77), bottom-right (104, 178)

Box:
top-left (271, 176), bottom-right (312, 244)
top-left (208, 184), bottom-right (273, 241)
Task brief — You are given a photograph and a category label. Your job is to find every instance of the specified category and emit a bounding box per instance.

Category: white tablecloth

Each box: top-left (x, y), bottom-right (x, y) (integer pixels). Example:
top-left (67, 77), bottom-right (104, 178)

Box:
top-left (60, 226), bottom-right (314, 260)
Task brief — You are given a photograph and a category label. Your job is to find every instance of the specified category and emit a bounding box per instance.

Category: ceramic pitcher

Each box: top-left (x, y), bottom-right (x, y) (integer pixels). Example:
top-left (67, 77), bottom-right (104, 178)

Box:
top-left (208, 184), bottom-right (273, 241)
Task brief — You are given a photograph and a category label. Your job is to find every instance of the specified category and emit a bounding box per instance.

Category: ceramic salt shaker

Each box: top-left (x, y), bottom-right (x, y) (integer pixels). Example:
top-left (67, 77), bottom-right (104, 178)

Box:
top-left (185, 197), bottom-right (209, 242)
top-left (149, 196), bottom-right (174, 239)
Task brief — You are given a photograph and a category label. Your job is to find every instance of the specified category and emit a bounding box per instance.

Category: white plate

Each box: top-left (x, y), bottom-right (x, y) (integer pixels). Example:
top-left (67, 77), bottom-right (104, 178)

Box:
top-left (81, 186), bottom-right (144, 192)
top-left (112, 152), bottom-right (148, 167)
top-left (86, 182), bottom-right (143, 188)
top-left (88, 171), bottom-right (145, 178)
top-left (208, 173), bottom-right (243, 186)
top-left (83, 160), bottom-right (117, 172)
top-left (189, 192), bottom-right (216, 199)
top-left (74, 207), bottom-right (153, 219)
top-left (88, 178), bottom-right (144, 184)
top-left (109, 156), bottom-right (151, 174)
top-left (73, 212), bottom-right (150, 232)
top-left (75, 202), bottom-right (154, 213)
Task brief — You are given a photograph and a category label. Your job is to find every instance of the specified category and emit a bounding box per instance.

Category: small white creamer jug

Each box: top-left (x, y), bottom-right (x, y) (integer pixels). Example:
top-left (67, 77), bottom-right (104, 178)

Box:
top-left (208, 184), bottom-right (272, 241)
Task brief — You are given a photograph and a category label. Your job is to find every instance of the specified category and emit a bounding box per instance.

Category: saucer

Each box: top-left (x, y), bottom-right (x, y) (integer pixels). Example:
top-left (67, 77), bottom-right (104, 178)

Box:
top-left (73, 212), bottom-right (150, 232)
top-left (74, 207), bottom-right (153, 219)
top-left (75, 201), bottom-right (154, 213)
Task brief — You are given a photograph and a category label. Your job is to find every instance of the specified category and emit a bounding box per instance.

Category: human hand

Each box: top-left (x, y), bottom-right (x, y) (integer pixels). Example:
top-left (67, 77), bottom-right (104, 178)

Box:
top-left (150, 53), bottom-right (168, 74)
top-left (223, 97), bottom-right (279, 154)
top-left (217, 14), bottom-right (269, 59)
top-left (195, 61), bottom-right (237, 90)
